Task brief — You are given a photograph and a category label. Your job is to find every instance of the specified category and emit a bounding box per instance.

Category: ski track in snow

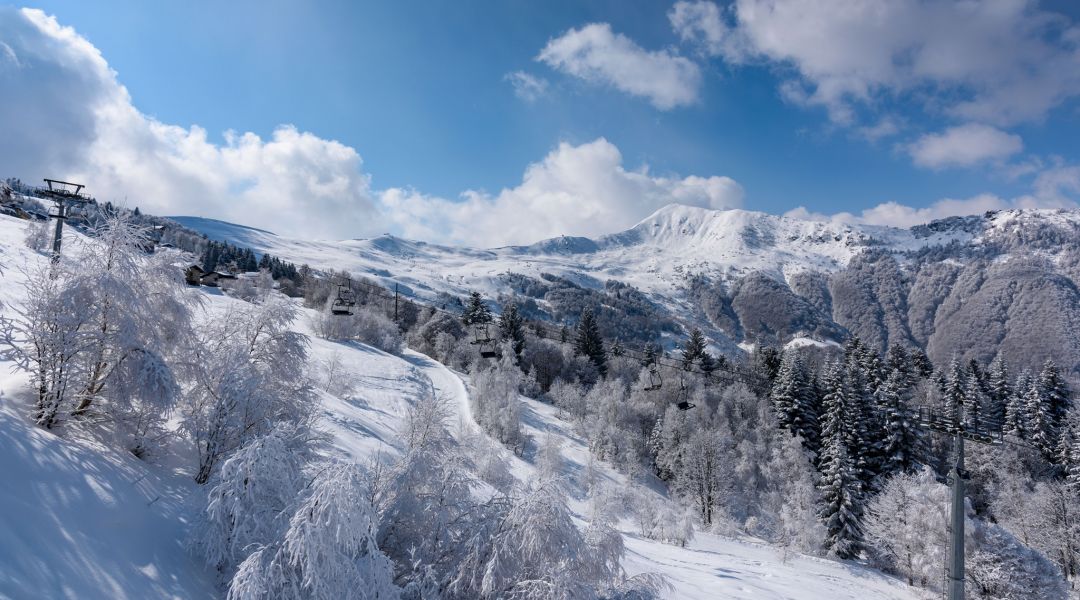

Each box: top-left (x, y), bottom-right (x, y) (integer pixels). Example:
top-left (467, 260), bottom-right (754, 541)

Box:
top-left (0, 212), bottom-right (923, 599)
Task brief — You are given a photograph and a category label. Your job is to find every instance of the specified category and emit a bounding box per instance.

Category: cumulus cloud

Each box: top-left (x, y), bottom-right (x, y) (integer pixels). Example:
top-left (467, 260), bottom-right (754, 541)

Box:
top-left (505, 70), bottom-right (549, 102)
top-left (670, 0), bottom-right (1080, 128)
top-left (785, 161), bottom-right (1080, 228)
top-left (379, 138), bottom-right (743, 247)
top-left (907, 124), bottom-right (1024, 170)
top-left (1, 7), bottom-right (381, 240)
top-left (537, 23), bottom-right (702, 110)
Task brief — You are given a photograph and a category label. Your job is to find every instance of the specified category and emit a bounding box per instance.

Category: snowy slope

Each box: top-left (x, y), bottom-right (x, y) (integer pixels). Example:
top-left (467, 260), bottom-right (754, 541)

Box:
top-left (293, 321), bottom-right (923, 599)
top-left (0, 215), bottom-right (218, 600)
top-left (0, 210), bottom-right (922, 599)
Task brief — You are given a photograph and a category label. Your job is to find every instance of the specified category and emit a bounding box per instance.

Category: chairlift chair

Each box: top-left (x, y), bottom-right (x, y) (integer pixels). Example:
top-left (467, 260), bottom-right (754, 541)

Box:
top-left (675, 378), bottom-right (696, 411)
top-left (330, 280), bottom-right (357, 316)
top-left (643, 365), bottom-right (663, 392)
top-left (471, 323), bottom-right (499, 359)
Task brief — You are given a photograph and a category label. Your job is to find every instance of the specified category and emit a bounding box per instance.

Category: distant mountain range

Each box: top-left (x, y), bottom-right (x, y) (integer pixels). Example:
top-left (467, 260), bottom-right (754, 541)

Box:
top-left (172, 204), bottom-right (1080, 377)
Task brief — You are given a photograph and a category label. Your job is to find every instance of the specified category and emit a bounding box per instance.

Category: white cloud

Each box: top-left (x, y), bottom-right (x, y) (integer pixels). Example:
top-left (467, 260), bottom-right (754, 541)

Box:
top-left (505, 70), bottom-right (549, 102)
top-left (669, 1), bottom-right (744, 60)
top-left (785, 162), bottom-right (1080, 228)
top-left (537, 23), bottom-right (702, 110)
top-left (907, 124), bottom-right (1023, 170)
top-left (1, 9), bottom-right (742, 247)
top-left (672, 1), bottom-right (1080, 128)
top-left (1, 8), bottom-right (381, 240)
top-left (379, 138), bottom-right (743, 246)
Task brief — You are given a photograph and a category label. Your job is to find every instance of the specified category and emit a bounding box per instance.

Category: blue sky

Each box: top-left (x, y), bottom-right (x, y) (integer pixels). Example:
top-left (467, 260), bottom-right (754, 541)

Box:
top-left (4, 1), bottom-right (1080, 244)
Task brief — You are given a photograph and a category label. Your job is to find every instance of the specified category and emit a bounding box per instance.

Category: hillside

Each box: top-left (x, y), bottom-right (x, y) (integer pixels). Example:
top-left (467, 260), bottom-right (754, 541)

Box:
top-left (0, 212), bottom-right (926, 599)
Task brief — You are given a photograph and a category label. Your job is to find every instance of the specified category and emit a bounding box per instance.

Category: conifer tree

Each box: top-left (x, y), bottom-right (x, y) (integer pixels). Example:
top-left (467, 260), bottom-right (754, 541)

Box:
top-left (941, 358), bottom-right (966, 426)
top-left (845, 358), bottom-right (883, 489)
top-left (879, 369), bottom-right (923, 476)
top-left (681, 329), bottom-right (707, 371)
top-left (498, 303), bottom-right (526, 356)
top-left (988, 356), bottom-right (1011, 428)
top-left (885, 344), bottom-right (910, 382)
top-left (1029, 360), bottom-right (1072, 464)
top-left (698, 352), bottom-right (717, 381)
top-left (1005, 370), bottom-right (1032, 438)
top-left (755, 347), bottom-right (783, 386)
top-left (909, 348), bottom-right (934, 379)
top-left (574, 308), bottom-right (607, 376)
top-left (818, 370), bottom-right (865, 559)
top-left (643, 343), bottom-right (659, 367)
top-left (1056, 416), bottom-right (1080, 486)
top-left (964, 361), bottom-right (987, 430)
top-left (460, 291), bottom-right (492, 326)
top-left (771, 351), bottom-right (820, 454)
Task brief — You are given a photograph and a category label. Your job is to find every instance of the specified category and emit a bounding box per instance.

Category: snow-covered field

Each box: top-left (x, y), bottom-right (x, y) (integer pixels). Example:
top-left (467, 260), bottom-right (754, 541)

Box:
top-left (0, 212), bottom-right (923, 599)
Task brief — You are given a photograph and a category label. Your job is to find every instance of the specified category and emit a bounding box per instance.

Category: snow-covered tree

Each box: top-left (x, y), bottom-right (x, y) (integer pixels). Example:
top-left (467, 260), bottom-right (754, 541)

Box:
top-left (183, 296), bottom-right (315, 483)
top-left (817, 434), bottom-right (865, 559)
top-left (23, 218), bottom-right (52, 252)
top-left (374, 394), bottom-right (478, 591)
top-left (471, 353), bottom-right (526, 454)
top-left (460, 291), bottom-right (492, 326)
top-left (761, 433), bottom-right (823, 554)
top-left (1028, 360), bottom-right (1072, 464)
top-left (967, 520), bottom-right (1068, 600)
top-left (3, 214), bottom-right (194, 447)
top-left (878, 369), bottom-right (924, 476)
top-left (941, 357), bottom-right (966, 427)
top-left (450, 478), bottom-right (638, 600)
top-left (227, 463), bottom-right (401, 600)
top-left (1004, 370), bottom-right (1031, 439)
top-left (818, 363), bottom-right (865, 559)
top-left (196, 425), bottom-right (306, 571)
top-left (2, 262), bottom-right (89, 428)
top-left (680, 329), bottom-right (706, 371)
top-left (770, 350), bottom-right (819, 455)
top-left (863, 468), bottom-right (948, 587)
top-left (987, 355), bottom-right (1011, 427)
top-left (671, 426), bottom-right (731, 527)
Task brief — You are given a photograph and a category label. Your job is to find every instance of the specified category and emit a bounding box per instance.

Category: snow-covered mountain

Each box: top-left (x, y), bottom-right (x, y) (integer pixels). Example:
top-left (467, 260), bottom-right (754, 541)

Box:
top-left (175, 204), bottom-right (1080, 376)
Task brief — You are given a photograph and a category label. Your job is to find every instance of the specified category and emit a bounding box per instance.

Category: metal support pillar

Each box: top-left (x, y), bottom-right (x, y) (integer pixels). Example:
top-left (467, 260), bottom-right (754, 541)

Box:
top-left (947, 432), bottom-right (966, 600)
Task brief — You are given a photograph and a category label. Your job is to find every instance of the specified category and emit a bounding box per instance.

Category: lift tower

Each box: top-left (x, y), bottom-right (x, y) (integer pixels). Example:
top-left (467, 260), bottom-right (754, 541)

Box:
top-left (33, 179), bottom-right (91, 263)
top-left (918, 405), bottom-right (1002, 600)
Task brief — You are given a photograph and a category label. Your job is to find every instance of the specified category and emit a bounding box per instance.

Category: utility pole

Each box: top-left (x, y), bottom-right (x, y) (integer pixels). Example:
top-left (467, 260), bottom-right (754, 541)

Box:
top-left (394, 283), bottom-right (399, 322)
top-left (918, 405), bottom-right (1001, 600)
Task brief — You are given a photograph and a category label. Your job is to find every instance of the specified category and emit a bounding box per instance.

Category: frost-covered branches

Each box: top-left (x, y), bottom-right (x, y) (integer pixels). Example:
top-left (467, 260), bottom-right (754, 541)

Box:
top-left (471, 354), bottom-right (526, 454)
top-left (196, 425), bottom-right (306, 570)
top-left (183, 296), bottom-right (314, 483)
top-left (3, 214), bottom-right (195, 450)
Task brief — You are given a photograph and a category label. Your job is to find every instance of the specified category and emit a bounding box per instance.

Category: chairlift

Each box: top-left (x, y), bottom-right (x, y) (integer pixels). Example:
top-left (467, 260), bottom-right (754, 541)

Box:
top-left (675, 378), bottom-right (696, 411)
top-left (643, 365), bottom-right (662, 392)
top-left (471, 323), bottom-right (498, 359)
top-left (330, 279), bottom-right (357, 316)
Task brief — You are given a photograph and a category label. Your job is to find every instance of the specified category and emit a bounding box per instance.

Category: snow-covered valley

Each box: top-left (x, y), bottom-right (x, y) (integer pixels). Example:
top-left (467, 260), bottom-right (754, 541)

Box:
top-left (0, 213), bottom-right (927, 599)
